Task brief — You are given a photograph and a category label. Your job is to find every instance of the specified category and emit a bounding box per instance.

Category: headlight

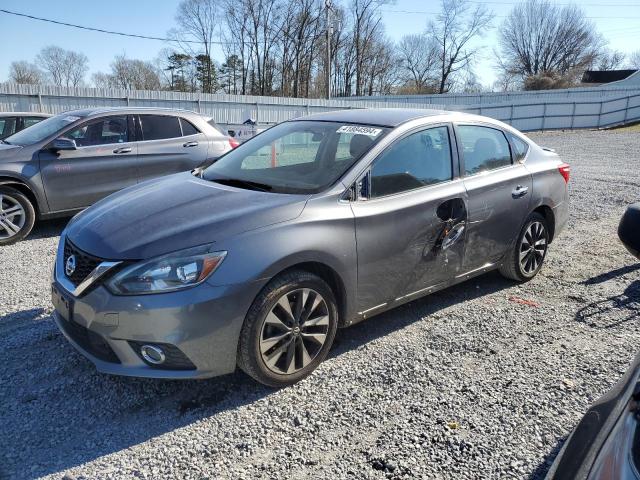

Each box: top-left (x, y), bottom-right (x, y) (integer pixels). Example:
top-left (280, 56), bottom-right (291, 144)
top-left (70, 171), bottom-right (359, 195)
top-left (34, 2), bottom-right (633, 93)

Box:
top-left (106, 244), bottom-right (226, 295)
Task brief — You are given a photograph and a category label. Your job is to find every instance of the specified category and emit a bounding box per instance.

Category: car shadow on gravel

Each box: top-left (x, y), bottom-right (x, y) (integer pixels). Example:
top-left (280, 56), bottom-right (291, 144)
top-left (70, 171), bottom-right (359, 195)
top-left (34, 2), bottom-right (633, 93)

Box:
top-left (526, 437), bottom-right (566, 480)
top-left (25, 217), bottom-right (69, 241)
top-left (330, 271), bottom-right (515, 356)
top-left (575, 279), bottom-right (640, 329)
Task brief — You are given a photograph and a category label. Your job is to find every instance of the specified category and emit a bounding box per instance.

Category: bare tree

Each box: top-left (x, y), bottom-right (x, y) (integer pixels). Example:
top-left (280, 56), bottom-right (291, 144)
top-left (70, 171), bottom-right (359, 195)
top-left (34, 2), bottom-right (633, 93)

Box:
top-left (429, 0), bottom-right (492, 94)
top-left (36, 46), bottom-right (88, 87)
top-left (174, 0), bottom-right (218, 92)
top-left (8, 61), bottom-right (43, 85)
top-left (594, 49), bottom-right (626, 71)
top-left (498, 0), bottom-right (602, 87)
top-left (94, 55), bottom-right (161, 90)
top-left (350, 0), bottom-right (387, 96)
top-left (397, 34), bottom-right (439, 93)
top-left (630, 51), bottom-right (640, 69)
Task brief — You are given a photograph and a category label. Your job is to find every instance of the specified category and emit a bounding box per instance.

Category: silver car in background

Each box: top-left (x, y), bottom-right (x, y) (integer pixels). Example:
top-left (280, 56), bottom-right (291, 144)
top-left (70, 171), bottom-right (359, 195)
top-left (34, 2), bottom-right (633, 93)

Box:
top-left (0, 107), bottom-right (234, 244)
top-left (52, 109), bottom-right (570, 387)
top-left (0, 112), bottom-right (51, 140)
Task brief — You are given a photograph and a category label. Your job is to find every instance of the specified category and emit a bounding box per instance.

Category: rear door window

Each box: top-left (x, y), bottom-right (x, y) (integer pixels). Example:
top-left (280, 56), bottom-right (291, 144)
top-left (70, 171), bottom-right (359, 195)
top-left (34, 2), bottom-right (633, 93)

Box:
top-left (64, 116), bottom-right (129, 147)
top-left (139, 115), bottom-right (182, 141)
top-left (457, 125), bottom-right (512, 176)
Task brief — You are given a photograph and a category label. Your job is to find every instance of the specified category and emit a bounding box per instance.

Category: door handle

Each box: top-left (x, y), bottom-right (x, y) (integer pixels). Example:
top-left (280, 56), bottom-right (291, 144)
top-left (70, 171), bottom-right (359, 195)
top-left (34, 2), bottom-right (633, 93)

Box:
top-left (183, 141), bottom-right (199, 147)
top-left (113, 147), bottom-right (132, 154)
top-left (442, 222), bottom-right (466, 250)
top-left (512, 185), bottom-right (529, 198)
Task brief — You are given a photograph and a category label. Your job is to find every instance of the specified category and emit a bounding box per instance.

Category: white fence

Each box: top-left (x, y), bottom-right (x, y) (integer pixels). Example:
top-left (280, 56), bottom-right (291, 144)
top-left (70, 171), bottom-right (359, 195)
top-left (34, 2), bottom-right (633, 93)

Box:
top-left (1, 78), bottom-right (639, 132)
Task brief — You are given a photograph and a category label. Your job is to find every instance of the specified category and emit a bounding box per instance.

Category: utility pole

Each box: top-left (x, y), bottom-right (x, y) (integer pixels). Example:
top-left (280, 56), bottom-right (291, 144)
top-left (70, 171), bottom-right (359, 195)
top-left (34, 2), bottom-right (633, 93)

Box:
top-left (325, 0), bottom-right (332, 100)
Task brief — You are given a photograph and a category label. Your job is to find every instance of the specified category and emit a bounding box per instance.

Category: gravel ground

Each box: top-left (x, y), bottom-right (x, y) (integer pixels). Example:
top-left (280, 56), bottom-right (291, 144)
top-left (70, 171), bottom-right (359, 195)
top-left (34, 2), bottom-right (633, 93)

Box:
top-left (1, 129), bottom-right (639, 480)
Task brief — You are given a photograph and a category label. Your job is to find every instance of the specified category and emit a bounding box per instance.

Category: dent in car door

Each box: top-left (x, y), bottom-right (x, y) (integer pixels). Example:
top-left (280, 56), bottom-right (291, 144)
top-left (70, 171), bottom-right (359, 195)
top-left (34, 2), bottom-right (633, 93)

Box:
top-left (39, 115), bottom-right (138, 212)
top-left (136, 115), bottom-right (208, 182)
top-left (455, 124), bottom-right (532, 270)
top-left (351, 125), bottom-right (468, 316)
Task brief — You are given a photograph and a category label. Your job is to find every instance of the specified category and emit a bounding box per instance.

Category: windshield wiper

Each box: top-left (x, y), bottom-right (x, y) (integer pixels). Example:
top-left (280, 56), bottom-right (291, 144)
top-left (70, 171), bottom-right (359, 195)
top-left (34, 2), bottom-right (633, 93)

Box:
top-left (211, 177), bottom-right (273, 192)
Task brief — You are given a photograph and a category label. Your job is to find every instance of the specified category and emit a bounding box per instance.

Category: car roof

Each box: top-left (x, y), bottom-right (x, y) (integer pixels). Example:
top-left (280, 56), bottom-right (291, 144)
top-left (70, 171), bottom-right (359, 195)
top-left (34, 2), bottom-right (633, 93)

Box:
top-left (297, 108), bottom-right (453, 127)
top-left (0, 112), bottom-right (52, 117)
top-left (55, 107), bottom-right (199, 118)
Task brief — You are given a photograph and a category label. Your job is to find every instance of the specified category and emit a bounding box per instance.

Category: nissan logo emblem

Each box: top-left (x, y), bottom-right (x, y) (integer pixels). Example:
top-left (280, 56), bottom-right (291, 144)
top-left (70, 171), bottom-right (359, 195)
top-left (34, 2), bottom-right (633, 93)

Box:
top-left (65, 255), bottom-right (77, 277)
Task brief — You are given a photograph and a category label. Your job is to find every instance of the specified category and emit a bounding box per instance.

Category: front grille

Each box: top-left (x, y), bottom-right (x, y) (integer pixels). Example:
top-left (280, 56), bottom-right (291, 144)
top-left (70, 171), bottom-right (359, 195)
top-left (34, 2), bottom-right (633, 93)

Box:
top-left (128, 341), bottom-right (197, 370)
top-left (63, 240), bottom-right (103, 287)
top-left (58, 315), bottom-right (120, 364)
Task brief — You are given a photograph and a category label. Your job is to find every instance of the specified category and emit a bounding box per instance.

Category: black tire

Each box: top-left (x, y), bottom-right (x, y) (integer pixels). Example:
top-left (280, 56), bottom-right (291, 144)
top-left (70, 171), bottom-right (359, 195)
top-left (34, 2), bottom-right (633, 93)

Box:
top-left (0, 186), bottom-right (36, 246)
top-left (499, 212), bottom-right (550, 282)
top-left (237, 270), bottom-right (339, 387)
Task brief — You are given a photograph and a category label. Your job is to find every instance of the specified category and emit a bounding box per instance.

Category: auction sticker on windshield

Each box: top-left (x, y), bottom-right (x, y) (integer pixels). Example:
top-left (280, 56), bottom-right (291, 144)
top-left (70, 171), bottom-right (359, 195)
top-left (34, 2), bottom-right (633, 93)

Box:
top-left (336, 125), bottom-right (382, 136)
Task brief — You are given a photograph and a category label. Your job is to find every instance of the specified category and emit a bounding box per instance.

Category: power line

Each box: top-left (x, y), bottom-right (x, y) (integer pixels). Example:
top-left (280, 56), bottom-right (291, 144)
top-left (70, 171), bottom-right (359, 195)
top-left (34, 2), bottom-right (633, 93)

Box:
top-left (381, 9), bottom-right (640, 18)
top-left (0, 8), bottom-right (233, 45)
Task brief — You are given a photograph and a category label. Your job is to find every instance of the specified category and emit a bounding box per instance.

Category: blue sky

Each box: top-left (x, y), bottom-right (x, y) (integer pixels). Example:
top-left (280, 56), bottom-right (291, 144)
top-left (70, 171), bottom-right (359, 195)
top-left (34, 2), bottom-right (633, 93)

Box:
top-left (0, 0), bottom-right (639, 89)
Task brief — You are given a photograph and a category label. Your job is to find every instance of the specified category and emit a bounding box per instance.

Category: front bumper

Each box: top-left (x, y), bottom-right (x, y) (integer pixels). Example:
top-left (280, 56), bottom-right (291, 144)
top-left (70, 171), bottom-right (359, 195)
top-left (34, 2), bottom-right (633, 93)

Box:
top-left (52, 277), bottom-right (264, 379)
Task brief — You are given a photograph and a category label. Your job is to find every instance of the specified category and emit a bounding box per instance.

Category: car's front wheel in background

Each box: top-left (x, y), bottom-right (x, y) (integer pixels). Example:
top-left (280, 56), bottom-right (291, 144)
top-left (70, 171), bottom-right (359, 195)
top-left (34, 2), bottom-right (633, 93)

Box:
top-left (237, 270), bottom-right (339, 387)
top-left (499, 212), bottom-right (550, 282)
top-left (0, 186), bottom-right (35, 246)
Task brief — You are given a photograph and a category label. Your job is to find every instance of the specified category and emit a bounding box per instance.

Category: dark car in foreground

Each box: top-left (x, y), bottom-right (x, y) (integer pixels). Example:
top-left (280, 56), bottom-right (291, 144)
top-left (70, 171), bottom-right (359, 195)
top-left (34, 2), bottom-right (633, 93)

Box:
top-left (545, 205), bottom-right (640, 479)
top-left (0, 107), bottom-right (233, 245)
top-left (619, 203), bottom-right (640, 259)
top-left (545, 351), bottom-right (640, 480)
top-left (51, 108), bottom-right (570, 387)
top-left (0, 112), bottom-right (50, 140)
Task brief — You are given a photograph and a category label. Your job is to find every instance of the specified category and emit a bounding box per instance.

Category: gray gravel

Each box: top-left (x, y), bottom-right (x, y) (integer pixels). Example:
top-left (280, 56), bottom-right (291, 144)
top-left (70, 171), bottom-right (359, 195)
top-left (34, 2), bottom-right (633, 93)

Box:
top-left (1, 129), bottom-right (639, 480)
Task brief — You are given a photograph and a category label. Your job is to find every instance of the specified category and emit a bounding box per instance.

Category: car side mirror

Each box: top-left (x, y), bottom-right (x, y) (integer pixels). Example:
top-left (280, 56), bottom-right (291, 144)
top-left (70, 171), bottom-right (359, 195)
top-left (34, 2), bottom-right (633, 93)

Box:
top-left (50, 138), bottom-right (77, 151)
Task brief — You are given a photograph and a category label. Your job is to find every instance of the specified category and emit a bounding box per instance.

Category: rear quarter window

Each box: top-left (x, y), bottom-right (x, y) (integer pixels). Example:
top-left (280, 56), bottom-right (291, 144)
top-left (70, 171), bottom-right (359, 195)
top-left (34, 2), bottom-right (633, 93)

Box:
top-left (180, 118), bottom-right (200, 136)
top-left (509, 134), bottom-right (530, 162)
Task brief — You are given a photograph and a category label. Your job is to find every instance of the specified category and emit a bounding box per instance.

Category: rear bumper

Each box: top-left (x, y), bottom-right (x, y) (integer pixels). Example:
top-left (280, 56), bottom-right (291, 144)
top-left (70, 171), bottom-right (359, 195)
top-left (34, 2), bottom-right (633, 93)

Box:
top-left (52, 277), bottom-right (264, 379)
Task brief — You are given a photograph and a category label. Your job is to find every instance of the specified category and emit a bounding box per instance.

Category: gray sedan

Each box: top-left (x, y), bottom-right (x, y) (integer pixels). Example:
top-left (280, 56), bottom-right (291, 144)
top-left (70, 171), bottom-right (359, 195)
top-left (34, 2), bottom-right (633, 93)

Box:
top-left (0, 107), bottom-right (233, 245)
top-left (52, 109), bottom-right (570, 387)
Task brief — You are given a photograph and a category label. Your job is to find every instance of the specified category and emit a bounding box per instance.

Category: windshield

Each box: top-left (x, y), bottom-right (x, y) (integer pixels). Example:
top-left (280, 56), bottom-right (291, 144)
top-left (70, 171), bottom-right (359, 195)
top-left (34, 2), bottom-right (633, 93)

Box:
top-left (4, 113), bottom-right (85, 146)
top-left (202, 120), bottom-right (389, 194)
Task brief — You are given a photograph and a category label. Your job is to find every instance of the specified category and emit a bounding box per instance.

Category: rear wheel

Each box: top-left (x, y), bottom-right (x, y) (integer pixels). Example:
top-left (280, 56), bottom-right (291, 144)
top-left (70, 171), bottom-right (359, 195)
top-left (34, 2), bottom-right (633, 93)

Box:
top-left (237, 270), bottom-right (338, 387)
top-left (0, 186), bottom-right (35, 246)
top-left (499, 212), bottom-right (549, 282)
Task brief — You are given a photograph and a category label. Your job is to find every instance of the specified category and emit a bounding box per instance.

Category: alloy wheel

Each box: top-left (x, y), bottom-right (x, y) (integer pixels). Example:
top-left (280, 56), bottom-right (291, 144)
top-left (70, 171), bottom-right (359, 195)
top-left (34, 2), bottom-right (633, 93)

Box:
top-left (519, 221), bottom-right (547, 275)
top-left (259, 288), bottom-right (330, 375)
top-left (0, 194), bottom-right (26, 240)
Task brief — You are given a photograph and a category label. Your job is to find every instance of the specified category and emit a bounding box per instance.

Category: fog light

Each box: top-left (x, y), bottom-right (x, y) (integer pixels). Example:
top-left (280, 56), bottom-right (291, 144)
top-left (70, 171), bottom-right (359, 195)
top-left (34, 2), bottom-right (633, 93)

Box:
top-left (140, 344), bottom-right (165, 365)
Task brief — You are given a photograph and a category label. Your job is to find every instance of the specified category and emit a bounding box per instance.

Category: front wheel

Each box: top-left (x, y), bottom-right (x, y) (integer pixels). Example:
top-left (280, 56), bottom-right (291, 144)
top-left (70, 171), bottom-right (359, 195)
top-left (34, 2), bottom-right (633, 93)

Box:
top-left (499, 212), bottom-right (549, 282)
top-left (237, 270), bottom-right (338, 387)
top-left (0, 186), bottom-right (36, 246)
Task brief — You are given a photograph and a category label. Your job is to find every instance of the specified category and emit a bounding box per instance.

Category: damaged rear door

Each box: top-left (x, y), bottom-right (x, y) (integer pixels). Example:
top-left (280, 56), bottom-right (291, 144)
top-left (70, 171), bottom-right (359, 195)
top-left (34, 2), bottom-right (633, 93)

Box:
top-left (455, 123), bottom-right (532, 271)
top-left (351, 124), bottom-right (468, 317)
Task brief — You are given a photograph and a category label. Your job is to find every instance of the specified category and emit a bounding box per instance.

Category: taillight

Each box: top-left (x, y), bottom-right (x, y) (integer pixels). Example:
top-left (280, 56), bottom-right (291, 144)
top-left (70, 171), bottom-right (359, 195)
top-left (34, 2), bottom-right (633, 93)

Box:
top-left (558, 163), bottom-right (570, 183)
top-left (228, 137), bottom-right (240, 149)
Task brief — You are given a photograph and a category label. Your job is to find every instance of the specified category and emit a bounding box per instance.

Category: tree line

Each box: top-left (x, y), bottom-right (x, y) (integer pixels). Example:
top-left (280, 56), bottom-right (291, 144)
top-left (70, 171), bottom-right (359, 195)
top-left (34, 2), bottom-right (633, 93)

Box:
top-left (7, 0), bottom-right (640, 96)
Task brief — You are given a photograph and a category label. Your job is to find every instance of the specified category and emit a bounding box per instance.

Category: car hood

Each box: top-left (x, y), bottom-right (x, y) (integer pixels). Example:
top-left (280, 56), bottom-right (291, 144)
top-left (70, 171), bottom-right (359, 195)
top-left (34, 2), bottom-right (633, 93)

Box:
top-left (65, 172), bottom-right (310, 260)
